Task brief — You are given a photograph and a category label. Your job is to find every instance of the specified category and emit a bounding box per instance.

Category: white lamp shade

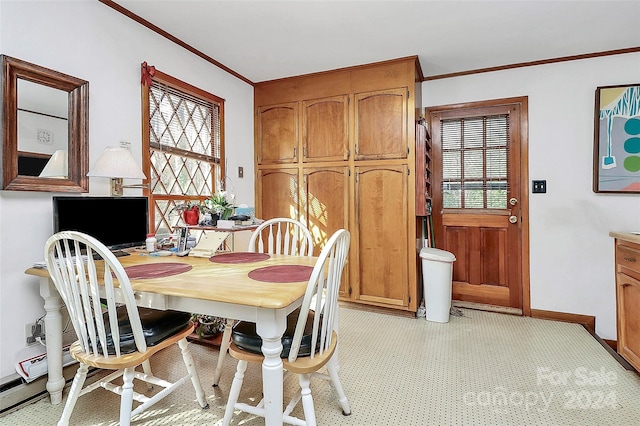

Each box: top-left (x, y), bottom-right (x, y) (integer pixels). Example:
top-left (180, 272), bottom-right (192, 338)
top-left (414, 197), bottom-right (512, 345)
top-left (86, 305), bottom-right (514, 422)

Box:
top-left (39, 150), bottom-right (68, 178)
top-left (87, 146), bottom-right (146, 179)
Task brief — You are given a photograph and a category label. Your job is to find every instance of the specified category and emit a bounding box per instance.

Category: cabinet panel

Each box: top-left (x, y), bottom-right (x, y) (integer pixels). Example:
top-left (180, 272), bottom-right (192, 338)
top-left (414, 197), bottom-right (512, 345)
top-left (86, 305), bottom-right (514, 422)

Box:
top-left (256, 103), bottom-right (298, 164)
top-left (614, 237), bottom-right (640, 372)
top-left (256, 168), bottom-right (299, 220)
top-left (354, 165), bottom-right (408, 307)
top-left (303, 166), bottom-right (350, 297)
top-left (302, 96), bottom-right (349, 162)
top-left (354, 88), bottom-right (407, 160)
top-left (617, 272), bottom-right (640, 371)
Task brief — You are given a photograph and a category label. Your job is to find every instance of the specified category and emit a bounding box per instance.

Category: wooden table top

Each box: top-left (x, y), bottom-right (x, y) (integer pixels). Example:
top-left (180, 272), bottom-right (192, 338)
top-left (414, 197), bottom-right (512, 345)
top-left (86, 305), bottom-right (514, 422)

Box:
top-left (26, 252), bottom-right (317, 310)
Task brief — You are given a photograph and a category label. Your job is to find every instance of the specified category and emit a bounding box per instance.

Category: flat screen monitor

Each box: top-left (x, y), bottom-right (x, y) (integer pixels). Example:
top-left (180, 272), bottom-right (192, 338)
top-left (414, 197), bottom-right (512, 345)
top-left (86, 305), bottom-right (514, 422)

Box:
top-left (53, 196), bottom-right (149, 250)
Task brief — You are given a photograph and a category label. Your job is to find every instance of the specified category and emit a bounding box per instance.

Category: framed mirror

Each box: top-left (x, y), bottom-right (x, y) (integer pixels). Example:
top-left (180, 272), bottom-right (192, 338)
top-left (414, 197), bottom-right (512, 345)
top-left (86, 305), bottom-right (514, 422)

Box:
top-left (1, 55), bottom-right (89, 192)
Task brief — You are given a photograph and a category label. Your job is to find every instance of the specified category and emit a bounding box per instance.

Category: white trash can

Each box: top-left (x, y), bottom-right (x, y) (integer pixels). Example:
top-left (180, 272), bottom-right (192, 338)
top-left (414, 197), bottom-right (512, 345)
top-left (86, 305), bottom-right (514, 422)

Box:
top-left (419, 247), bottom-right (456, 323)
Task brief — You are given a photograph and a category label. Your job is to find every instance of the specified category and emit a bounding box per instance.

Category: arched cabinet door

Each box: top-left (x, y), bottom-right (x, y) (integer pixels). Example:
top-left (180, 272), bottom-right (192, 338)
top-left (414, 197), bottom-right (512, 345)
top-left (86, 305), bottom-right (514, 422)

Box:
top-left (256, 168), bottom-right (300, 220)
top-left (302, 95), bottom-right (349, 163)
top-left (354, 165), bottom-right (409, 308)
top-left (354, 88), bottom-right (408, 161)
top-left (256, 103), bottom-right (298, 165)
top-left (302, 166), bottom-right (349, 297)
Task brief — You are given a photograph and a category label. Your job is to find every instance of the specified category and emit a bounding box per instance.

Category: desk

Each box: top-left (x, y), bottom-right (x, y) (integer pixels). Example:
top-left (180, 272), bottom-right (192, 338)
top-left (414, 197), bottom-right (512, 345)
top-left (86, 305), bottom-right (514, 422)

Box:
top-left (176, 224), bottom-right (259, 251)
top-left (25, 252), bottom-right (316, 426)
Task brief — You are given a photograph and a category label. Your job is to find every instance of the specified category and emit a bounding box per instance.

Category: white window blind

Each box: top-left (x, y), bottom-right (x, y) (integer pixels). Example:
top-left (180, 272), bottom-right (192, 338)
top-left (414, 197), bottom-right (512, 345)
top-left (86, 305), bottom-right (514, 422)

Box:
top-left (441, 114), bottom-right (509, 209)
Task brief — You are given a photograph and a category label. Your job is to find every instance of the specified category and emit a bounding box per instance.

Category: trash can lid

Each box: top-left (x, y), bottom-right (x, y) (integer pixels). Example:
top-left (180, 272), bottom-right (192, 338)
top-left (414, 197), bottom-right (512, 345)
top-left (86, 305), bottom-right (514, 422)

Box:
top-left (419, 247), bottom-right (456, 262)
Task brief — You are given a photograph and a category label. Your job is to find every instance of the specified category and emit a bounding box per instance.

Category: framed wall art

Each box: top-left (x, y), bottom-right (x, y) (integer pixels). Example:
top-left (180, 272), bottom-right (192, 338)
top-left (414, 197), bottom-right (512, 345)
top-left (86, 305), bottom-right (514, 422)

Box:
top-left (593, 83), bottom-right (640, 193)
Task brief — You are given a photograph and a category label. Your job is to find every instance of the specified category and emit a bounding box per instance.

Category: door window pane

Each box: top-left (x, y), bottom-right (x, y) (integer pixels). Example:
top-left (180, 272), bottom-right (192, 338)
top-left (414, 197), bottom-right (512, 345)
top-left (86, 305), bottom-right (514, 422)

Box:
top-left (441, 114), bottom-right (509, 209)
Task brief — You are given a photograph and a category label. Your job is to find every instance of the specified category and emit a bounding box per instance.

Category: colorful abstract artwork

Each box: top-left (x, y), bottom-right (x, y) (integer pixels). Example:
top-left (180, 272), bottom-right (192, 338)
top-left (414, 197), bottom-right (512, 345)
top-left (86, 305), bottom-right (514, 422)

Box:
top-left (593, 84), bottom-right (640, 193)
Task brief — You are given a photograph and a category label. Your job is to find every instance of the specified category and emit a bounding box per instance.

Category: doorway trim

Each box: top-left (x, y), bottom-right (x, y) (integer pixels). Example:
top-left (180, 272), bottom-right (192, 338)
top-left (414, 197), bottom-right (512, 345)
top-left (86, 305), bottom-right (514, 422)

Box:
top-left (426, 96), bottom-right (530, 316)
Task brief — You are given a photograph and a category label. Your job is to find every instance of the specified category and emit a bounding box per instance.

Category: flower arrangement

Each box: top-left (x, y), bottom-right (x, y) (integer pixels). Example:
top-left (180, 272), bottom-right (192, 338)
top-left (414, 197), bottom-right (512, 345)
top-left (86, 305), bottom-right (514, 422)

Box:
top-left (206, 190), bottom-right (234, 220)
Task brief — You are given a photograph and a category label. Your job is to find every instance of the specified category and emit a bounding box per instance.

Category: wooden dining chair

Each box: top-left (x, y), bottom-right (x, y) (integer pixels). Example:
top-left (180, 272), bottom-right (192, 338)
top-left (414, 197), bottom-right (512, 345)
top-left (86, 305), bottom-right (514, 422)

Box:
top-left (248, 217), bottom-right (315, 256)
top-left (212, 217), bottom-right (315, 387)
top-left (44, 231), bottom-right (209, 426)
top-left (222, 229), bottom-right (352, 426)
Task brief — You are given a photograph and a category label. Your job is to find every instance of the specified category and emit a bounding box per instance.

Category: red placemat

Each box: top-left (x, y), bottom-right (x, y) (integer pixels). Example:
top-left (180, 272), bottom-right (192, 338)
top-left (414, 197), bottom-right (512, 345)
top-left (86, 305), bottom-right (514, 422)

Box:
top-left (125, 262), bottom-right (192, 279)
top-left (209, 252), bottom-right (270, 264)
top-left (248, 265), bottom-right (313, 283)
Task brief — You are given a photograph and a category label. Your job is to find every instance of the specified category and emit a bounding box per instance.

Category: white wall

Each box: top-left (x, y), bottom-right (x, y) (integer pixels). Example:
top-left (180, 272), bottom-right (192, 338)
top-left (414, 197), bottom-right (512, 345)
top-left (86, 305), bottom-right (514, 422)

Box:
top-left (0, 1), bottom-right (254, 379)
top-left (423, 53), bottom-right (640, 340)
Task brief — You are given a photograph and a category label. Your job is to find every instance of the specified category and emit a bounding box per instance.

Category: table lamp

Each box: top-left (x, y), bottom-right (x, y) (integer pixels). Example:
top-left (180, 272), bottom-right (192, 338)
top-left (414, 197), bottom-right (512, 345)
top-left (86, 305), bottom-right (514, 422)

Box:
top-left (87, 146), bottom-right (147, 196)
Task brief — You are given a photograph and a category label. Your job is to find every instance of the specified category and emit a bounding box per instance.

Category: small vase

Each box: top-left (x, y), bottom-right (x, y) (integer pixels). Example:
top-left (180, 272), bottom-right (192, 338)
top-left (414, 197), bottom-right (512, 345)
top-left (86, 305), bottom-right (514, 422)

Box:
top-left (211, 214), bottom-right (219, 226)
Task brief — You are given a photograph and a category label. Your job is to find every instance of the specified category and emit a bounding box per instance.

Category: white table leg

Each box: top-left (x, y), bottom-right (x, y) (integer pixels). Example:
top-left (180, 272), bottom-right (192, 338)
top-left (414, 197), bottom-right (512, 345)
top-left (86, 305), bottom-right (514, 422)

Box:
top-left (256, 308), bottom-right (287, 426)
top-left (39, 277), bottom-right (65, 405)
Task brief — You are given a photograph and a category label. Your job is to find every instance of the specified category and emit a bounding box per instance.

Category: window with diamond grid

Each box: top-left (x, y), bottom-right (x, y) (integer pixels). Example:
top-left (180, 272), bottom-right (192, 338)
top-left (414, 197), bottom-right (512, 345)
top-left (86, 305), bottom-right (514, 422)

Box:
top-left (142, 71), bottom-right (225, 235)
top-left (441, 114), bottom-right (509, 209)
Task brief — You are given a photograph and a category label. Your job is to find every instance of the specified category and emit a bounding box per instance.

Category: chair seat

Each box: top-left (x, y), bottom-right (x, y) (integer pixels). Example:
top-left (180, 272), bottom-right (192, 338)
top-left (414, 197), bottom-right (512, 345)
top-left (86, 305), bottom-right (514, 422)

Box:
top-left (231, 309), bottom-right (319, 358)
top-left (100, 307), bottom-right (192, 355)
top-left (229, 330), bottom-right (338, 374)
top-left (71, 323), bottom-right (194, 369)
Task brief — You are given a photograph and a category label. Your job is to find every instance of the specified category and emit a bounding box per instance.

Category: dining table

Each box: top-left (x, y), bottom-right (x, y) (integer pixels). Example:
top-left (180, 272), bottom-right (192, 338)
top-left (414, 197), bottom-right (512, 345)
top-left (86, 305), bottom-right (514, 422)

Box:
top-left (25, 250), bottom-right (318, 426)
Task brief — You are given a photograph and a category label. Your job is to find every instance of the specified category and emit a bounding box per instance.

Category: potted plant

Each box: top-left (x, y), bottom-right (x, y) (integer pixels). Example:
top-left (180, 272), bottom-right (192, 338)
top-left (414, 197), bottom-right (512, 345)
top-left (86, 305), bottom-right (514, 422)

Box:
top-left (205, 191), bottom-right (234, 222)
top-left (190, 314), bottom-right (226, 339)
top-left (170, 200), bottom-right (205, 225)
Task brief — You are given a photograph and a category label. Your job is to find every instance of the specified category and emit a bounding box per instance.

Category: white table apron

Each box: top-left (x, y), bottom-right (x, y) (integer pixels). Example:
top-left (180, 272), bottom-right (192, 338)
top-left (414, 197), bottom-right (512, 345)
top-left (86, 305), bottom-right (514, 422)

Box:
top-left (33, 275), bottom-right (304, 426)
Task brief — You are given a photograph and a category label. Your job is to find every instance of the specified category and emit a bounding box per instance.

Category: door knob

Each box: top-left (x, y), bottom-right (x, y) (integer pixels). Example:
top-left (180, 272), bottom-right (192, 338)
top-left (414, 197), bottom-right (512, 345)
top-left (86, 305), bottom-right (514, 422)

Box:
top-left (509, 197), bottom-right (518, 206)
top-left (509, 215), bottom-right (518, 224)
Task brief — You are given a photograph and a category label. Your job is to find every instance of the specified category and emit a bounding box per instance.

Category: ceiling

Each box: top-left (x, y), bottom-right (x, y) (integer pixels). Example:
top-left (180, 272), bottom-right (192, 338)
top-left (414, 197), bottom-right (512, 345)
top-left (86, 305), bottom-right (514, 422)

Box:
top-left (111, 1), bottom-right (640, 84)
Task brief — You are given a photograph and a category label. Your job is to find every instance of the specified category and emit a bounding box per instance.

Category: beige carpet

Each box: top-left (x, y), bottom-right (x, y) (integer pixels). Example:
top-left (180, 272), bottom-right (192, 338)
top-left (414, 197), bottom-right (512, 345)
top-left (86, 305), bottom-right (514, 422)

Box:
top-left (2, 307), bottom-right (640, 425)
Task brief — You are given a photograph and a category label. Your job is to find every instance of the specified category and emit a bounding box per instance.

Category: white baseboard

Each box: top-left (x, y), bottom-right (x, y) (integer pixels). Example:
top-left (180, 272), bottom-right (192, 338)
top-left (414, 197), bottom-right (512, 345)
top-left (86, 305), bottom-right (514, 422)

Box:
top-left (0, 364), bottom-right (83, 415)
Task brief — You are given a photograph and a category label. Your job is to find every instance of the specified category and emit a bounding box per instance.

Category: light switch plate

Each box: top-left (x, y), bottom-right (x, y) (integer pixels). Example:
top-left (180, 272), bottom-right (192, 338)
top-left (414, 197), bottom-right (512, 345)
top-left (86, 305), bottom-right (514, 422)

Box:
top-left (532, 180), bottom-right (547, 193)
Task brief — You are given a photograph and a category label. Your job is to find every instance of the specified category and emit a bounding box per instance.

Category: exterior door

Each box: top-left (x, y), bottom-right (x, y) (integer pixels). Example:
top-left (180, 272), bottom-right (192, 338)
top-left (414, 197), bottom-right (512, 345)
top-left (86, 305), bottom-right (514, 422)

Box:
top-left (428, 97), bottom-right (528, 311)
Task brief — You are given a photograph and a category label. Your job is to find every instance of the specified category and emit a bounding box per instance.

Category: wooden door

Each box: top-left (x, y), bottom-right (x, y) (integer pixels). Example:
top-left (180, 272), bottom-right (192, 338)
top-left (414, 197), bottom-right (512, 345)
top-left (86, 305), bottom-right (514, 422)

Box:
top-left (256, 102), bottom-right (298, 164)
top-left (303, 166), bottom-right (350, 297)
top-left (428, 98), bottom-right (528, 310)
top-left (354, 88), bottom-right (408, 160)
top-left (302, 95), bottom-right (349, 162)
top-left (256, 168), bottom-right (300, 220)
top-left (354, 165), bottom-right (409, 308)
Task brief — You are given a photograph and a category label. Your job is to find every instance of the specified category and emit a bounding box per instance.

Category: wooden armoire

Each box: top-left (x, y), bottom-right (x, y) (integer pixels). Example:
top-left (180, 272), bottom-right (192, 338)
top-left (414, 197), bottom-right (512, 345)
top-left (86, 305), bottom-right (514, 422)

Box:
top-left (254, 56), bottom-right (424, 313)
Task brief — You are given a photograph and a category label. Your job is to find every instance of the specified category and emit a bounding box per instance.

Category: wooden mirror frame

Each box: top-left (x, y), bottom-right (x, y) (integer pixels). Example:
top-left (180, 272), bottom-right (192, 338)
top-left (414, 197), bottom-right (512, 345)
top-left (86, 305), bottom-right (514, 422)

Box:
top-left (1, 55), bottom-right (89, 192)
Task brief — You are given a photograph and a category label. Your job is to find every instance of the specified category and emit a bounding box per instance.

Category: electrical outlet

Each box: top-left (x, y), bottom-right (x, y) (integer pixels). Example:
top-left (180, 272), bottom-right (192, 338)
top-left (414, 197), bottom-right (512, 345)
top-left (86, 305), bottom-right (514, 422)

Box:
top-left (25, 322), bottom-right (45, 345)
